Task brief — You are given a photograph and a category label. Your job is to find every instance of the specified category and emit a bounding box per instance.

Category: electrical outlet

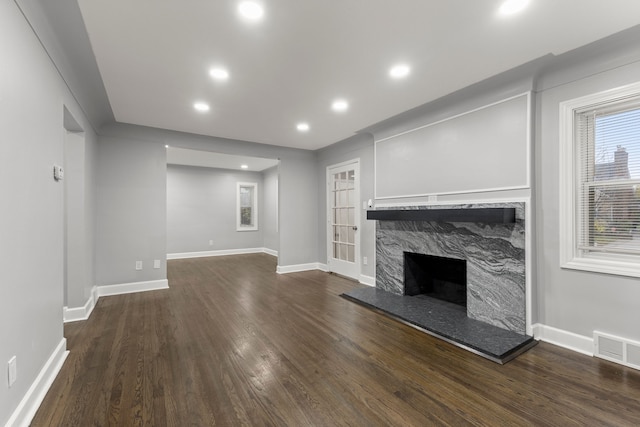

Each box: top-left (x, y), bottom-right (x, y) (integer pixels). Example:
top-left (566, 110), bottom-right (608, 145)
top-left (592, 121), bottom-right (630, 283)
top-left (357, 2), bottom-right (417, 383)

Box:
top-left (363, 256), bottom-right (368, 265)
top-left (8, 356), bottom-right (17, 387)
top-left (209, 240), bottom-right (214, 246)
top-left (153, 259), bottom-right (161, 269)
top-left (135, 261), bottom-right (143, 270)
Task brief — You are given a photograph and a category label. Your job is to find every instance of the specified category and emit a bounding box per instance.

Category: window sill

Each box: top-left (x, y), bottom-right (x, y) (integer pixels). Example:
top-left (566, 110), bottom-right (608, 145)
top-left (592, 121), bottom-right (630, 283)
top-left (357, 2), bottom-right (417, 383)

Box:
top-left (561, 255), bottom-right (640, 278)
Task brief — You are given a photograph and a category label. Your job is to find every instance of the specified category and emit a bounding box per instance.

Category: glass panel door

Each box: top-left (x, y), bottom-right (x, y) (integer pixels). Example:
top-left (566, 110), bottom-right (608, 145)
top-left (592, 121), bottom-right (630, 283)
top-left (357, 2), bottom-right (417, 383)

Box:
top-left (327, 161), bottom-right (360, 279)
top-left (331, 170), bottom-right (356, 262)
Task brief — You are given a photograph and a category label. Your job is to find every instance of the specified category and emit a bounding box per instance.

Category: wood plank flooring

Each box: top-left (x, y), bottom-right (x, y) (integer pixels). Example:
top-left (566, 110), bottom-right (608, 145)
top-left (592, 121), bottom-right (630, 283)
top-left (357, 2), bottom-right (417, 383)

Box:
top-left (32, 254), bottom-right (640, 426)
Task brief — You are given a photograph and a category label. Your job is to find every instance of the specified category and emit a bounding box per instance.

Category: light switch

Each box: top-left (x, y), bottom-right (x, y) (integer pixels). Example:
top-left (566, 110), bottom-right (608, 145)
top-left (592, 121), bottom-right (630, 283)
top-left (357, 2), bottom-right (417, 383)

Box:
top-left (53, 165), bottom-right (64, 181)
top-left (8, 356), bottom-right (17, 387)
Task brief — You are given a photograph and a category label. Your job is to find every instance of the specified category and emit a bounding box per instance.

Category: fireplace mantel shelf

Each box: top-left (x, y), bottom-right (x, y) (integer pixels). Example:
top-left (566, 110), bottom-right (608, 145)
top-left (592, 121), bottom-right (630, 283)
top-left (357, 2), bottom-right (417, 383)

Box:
top-left (366, 207), bottom-right (516, 224)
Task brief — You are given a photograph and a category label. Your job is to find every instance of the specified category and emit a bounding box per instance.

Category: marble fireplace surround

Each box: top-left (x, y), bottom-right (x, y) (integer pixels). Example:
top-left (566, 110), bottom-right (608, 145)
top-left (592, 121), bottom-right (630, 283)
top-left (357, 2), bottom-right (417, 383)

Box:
top-left (340, 202), bottom-right (534, 362)
top-left (374, 202), bottom-right (527, 334)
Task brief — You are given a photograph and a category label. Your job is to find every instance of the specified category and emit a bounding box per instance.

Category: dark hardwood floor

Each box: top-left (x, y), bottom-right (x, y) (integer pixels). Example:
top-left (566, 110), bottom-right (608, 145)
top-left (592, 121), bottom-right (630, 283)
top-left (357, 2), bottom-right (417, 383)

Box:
top-left (32, 254), bottom-right (640, 426)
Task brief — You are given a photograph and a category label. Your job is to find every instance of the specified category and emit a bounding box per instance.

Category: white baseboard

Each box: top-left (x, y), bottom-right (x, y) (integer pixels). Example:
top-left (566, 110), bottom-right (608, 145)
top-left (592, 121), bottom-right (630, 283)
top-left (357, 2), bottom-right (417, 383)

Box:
top-left (263, 248), bottom-right (278, 257)
top-left (359, 274), bottom-right (375, 287)
top-left (277, 264), bottom-right (372, 281)
top-left (63, 288), bottom-right (98, 323)
top-left (532, 323), bottom-right (594, 356)
top-left (97, 279), bottom-right (169, 297)
top-left (277, 263), bottom-right (327, 274)
top-left (5, 338), bottom-right (68, 427)
top-left (64, 279), bottom-right (167, 324)
top-left (91, 286), bottom-right (98, 305)
top-left (63, 278), bottom-right (168, 327)
top-left (63, 298), bottom-right (94, 323)
top-left (167, 247), bottom-right (271, 260)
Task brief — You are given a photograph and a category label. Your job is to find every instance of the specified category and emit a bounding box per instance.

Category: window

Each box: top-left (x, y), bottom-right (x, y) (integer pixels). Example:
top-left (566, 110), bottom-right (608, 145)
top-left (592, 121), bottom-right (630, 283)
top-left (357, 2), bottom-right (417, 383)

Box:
top-left (237, 182), bottom-right (258, 231)
top-left (560, 82), bottom-right (640, 277)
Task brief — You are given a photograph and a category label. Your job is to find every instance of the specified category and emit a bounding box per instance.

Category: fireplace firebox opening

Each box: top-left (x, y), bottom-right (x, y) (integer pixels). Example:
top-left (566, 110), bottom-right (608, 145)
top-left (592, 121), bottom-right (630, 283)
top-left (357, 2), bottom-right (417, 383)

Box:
top-left (403, 252), bottom-right (467, 307)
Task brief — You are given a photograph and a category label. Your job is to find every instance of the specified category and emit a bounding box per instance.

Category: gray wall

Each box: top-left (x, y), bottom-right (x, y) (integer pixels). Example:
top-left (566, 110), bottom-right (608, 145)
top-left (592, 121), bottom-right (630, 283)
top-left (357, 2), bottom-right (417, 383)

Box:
top-left (99, 123), bottom-right (317, 269)
top-left (363, 58), bottom-right (540, 206)
top-left (166, 165), bottom-right (265, 254)
top-left (96, 135), bottom-right (167, 286)
top-left (263, 165), bottom-right (280, 252)
top-left (375, 93), bottom-right (530, 198)
top-left (317, 134), bottom-right (376, 279)
top-left (63, 107), bottom-right (98, 309)
top-left (535, 29), bottom-right (640, 341)
top-left (85, 127), bottom-right (98, 301)
top-left (13, 0), bottom-right (114, 129)
top-left (0, 0), bottom-right (97, 423)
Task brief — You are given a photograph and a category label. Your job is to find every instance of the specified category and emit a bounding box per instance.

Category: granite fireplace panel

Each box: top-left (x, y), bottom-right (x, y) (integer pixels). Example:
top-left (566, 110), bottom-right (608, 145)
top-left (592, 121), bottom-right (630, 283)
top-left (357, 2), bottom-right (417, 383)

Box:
top-left (375, 203), bottom-right (525, 334)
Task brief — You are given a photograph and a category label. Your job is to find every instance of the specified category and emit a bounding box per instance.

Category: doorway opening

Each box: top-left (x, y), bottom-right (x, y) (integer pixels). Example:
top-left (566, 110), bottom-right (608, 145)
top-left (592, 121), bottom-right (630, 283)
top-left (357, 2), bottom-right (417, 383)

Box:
top-left (165, 147), bottom-right (280, 268)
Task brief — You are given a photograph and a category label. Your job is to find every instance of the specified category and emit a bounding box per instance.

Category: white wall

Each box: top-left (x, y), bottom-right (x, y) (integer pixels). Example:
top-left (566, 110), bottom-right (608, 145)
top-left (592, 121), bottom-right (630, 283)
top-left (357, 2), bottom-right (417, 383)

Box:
top-left (321, 64), bottom-right (538, 285)
top-left (317, 134), bottom-right (376, 279)
top-left (363, 59), bottom-right (538, 206)
top-left (0, 1), bottom-right (96, 424)
top-left (166, 165), bottom-right (265, 254)
top-left (64, 123), bottom-right (97, 309)
top-left (374, 93), bottom-right (530, 199)
top-left (95, 135), bottom-right (167, 286)
top-left (64, 131), bottom-right (86, 307)
top-left (262, 165), bottom-right (280, 253)
top-left (99, 123), bottom-right (317, 270)
top-left (535, 29), bottom-right (640, 343)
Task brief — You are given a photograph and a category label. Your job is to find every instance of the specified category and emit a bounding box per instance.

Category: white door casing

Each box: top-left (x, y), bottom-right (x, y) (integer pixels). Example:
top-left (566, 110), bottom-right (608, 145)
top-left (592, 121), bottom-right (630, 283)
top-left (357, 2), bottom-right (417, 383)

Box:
top-left (327, 159), bottom-right (360, 280)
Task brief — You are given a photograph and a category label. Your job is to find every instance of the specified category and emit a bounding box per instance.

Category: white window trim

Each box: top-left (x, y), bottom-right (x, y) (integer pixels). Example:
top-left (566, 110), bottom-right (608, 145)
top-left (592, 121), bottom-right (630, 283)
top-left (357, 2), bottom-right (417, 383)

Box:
top-left (559, 81), bottom-right (640, 278)
top-left (237, 182), bottom-right (258, 231)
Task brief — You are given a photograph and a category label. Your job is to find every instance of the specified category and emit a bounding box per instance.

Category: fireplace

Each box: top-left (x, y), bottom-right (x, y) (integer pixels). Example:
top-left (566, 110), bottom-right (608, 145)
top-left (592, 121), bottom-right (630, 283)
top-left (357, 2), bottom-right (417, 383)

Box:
top-left (341, 202), bottom-right (534, 363)
top-left (404, 252), bottom-right (467, 307)
top-left (341, 202), bottom-right (534, 362)
top-left (372, 202), bottom-right (526, 334)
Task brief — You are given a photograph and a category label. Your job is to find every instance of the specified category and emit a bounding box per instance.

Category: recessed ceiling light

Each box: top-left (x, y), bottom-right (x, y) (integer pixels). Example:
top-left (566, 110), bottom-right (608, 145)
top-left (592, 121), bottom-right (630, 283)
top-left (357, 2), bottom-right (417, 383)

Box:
top-left (499, 0), bottom-right (529, 15)
top-left (209, 68), bottom-right (229, 80)
top-left (238, 1), bottom-right (264, 21)
top-left (241, 164), bottom-right (249, 169)
top-left (390, 64), bottom-right (411, 79)
top-left (297, 122), bottom-right (310, 132)
top-left (332, 99), bottom-right (349, 112)
top-left (165, 145), bottom-right (169, 148)
top-left (193, 102), bottom-right (210, 112)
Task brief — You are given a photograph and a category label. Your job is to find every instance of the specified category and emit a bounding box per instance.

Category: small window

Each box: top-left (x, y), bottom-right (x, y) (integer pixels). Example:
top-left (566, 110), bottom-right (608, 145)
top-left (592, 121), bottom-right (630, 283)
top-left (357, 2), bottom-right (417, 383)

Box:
top-left (560, 82), bottom-right (640, 277)
top-left (237, 182), bottom-right (258, 231)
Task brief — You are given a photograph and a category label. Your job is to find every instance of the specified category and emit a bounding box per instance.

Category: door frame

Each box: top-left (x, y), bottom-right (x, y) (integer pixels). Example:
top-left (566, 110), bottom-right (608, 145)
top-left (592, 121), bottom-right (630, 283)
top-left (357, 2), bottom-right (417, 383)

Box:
top-left (326, 158), bottom-right (361, 280)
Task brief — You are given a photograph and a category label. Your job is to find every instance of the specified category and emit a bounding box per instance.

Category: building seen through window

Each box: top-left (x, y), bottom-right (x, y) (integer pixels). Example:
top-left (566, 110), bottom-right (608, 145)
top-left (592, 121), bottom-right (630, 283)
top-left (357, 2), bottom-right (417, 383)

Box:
top-left (587, 108), bottom-right (640, 254)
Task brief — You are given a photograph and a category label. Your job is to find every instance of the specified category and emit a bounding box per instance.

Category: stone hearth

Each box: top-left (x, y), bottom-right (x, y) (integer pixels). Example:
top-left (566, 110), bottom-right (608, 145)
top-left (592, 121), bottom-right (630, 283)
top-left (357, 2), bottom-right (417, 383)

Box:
top-left (342, 287), bottom-right (535, 363)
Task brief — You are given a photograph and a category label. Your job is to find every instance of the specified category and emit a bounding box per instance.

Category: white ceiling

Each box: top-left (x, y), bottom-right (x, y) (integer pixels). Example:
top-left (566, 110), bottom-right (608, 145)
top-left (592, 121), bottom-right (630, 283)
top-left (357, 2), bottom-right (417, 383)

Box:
top-left (167, 147), bottom-right (279, 171)
top-left (77, 0), bottom-right (640, 150)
